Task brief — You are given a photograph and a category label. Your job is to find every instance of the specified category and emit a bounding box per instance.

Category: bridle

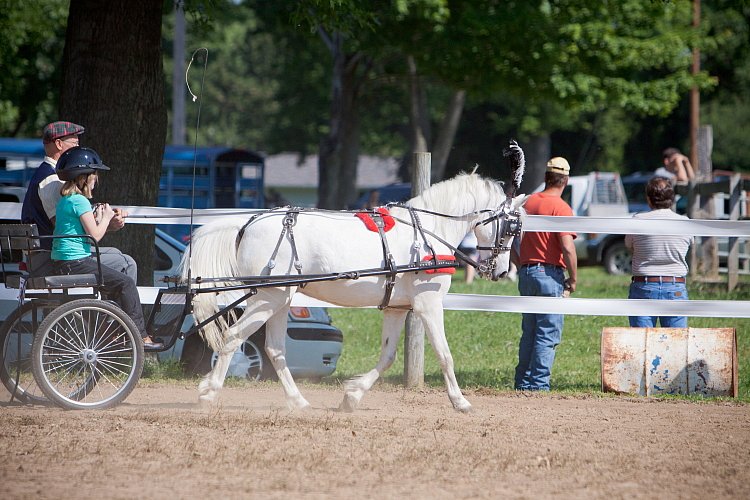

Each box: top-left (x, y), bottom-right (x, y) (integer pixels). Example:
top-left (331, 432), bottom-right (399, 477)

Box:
top-left (473, 200), bottom-right (523, 278)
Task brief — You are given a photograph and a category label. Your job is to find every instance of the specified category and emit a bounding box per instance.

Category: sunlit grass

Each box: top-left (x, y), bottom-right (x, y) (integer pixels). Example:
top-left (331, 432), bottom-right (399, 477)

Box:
top-left (329, 266), bottom-right (750, 401)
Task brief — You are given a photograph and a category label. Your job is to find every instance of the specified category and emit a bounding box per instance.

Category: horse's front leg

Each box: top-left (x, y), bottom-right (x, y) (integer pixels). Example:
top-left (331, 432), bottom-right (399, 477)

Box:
top-left (414, 295), bottom-right (472, 413)
top-left (264, 308), bottom-right (310, 411)
top-left (340, 308), bottom-right (408, 412)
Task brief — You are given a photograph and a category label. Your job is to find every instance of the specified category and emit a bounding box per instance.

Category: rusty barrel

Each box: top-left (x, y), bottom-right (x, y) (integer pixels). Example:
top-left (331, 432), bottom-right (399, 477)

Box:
top-left (601, 328), bottom-right (738, 397)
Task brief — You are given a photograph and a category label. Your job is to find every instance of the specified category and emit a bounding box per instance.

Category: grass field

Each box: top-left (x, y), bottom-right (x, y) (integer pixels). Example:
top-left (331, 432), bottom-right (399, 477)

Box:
top-left (327, 266), bottom-right (750, 400)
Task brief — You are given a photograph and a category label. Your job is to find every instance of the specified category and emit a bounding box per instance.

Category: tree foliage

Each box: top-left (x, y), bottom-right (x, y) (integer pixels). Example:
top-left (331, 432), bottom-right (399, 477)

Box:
top-left (0, 0), bottom-right (68, 137)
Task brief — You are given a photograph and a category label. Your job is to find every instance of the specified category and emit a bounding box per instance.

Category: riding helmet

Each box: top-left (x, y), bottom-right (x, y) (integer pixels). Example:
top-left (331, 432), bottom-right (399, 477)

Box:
top-left (56, 146), bottom-right (110, 181)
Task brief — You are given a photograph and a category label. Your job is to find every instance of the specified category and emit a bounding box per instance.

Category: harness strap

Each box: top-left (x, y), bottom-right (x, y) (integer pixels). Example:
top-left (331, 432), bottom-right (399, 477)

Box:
top-left (263, 209), bottom-right (303, 278)
top-left (372, 212), bottom-right (397, 310)
top-left (387, 212), bottom-right (481, 271)
top-left (407, 207), bottom-right (436, 263)
top-left (236, 212), bottom-right (265, 250)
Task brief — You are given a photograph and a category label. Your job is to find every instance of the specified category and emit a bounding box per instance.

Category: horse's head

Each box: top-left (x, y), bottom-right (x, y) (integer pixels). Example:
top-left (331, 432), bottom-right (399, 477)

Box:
top-left (473, 194), bottom-right (527, 281)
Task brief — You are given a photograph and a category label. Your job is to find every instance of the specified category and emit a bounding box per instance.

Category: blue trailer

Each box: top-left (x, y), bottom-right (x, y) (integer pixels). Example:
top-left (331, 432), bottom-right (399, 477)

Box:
top-left (0, 138), bottom-right (265, 210)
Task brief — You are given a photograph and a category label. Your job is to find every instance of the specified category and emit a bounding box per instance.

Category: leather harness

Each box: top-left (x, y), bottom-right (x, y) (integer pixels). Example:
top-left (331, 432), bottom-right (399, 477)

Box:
top-left (233, 205), bottom-right (522, 309)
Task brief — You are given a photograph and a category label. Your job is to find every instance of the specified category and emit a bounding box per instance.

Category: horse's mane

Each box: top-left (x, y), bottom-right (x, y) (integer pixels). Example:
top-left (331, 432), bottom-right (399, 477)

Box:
top-left (407, 172), bottom-right (506, 215)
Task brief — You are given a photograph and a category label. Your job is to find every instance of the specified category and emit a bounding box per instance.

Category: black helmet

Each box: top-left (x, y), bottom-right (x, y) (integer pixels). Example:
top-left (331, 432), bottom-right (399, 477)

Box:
top-left (56, 146), bottom-right (110, 181)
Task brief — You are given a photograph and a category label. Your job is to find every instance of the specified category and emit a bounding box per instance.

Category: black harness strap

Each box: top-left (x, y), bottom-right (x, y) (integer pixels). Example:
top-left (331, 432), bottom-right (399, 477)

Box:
top-left (407, 206), bottom-right (436, 263)
top-left (264, 209), bottom-right (303, 277)
top-left (371, 211), bottom-right (398, 309)
top-left (236, 212), bottom-right (266, 250)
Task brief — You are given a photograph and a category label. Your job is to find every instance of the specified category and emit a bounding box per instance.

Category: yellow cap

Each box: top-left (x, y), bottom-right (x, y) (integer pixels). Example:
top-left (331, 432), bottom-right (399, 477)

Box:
top-left (546, 157), bottom-right (570, 175)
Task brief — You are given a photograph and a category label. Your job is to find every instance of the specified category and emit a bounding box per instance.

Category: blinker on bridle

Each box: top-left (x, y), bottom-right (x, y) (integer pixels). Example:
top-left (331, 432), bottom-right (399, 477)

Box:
top-left (473, 200), bottom-right (523, 278)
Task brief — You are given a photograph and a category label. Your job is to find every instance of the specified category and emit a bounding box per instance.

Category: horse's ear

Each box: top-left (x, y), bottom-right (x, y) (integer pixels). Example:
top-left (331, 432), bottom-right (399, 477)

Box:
top-left (512, 194), bottom-right (529, 209)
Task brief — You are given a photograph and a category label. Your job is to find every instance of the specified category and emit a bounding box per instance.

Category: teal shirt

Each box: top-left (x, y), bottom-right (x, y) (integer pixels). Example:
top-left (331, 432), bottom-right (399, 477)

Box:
top-left (52, 193), bottom-right (92, 261)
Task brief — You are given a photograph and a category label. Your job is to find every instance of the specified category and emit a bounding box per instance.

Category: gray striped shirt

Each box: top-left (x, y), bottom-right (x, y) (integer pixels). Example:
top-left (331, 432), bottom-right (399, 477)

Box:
top-left (624, 209), bottom-right (692, 277)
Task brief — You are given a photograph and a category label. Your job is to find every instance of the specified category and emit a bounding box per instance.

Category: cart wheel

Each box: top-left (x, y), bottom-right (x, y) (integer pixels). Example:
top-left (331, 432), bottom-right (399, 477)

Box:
top-left (31, 299), bottom-right (144, 410)
top-left (0, 302), bottom-right (54, 405)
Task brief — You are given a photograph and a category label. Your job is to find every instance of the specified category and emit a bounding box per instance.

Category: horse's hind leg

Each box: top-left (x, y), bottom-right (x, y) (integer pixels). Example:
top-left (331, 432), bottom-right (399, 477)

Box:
top-left (414, 298), bottom-right (472, 413)
top-left (264, 308), bottom-right (310, 411)
top-left (198, 301), bottom-right (275, 405)
top-left (340, 308), bottom-right (408, 412)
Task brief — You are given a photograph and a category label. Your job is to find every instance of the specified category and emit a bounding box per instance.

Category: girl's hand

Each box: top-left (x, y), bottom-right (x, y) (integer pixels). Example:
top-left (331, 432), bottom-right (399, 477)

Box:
top-left (98, 203), bottom-right (115, 223)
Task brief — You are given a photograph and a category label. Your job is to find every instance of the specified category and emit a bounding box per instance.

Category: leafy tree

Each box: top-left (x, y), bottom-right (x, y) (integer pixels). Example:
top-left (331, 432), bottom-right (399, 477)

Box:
top-left (0, 0), bottom-right (68, 137)
top-left (700, 0), bottom-right (750, 171)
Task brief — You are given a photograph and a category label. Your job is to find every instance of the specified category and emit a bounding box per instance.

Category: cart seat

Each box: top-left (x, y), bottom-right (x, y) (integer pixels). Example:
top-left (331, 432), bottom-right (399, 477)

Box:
top-left (5, 273), bottom-right (99, 290)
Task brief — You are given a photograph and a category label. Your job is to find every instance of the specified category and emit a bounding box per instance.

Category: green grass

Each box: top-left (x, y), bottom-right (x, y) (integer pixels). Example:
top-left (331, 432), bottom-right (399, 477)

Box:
top-left (328, 266), bottom-right (750, 401)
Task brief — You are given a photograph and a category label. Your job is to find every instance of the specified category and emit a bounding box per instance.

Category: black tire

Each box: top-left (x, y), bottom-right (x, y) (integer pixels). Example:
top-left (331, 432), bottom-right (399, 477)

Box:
top-left (603, 241), bottom-right (632, 275)
top-left (0, 302), bottom-right (54, 404)
top-left (180, 331), bottom-right (212, 376)
top-left (181, 328), bottom-right (275, 381)
top-left (31, 299), bottom-right (144, 410)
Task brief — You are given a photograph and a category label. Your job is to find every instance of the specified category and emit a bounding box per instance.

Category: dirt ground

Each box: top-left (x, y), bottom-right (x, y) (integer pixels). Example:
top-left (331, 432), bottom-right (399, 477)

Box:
top-left (1, 382), bottom-right (748, 499)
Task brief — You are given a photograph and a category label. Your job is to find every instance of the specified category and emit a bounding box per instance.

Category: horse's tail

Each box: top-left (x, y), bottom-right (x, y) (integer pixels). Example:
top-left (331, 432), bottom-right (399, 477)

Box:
top-left (180, 220), bottom-right (243, 352)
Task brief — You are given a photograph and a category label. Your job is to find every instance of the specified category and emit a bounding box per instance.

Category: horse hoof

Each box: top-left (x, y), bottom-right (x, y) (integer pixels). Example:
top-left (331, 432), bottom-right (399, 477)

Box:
top-left (339, 394), bottom-right (359, 413)
top-left (198, 394), bottom-right (216, 407)
top-left (287, 396), bottom-right (311, 412)
top-left (453, 400), bottom-right (473, 413)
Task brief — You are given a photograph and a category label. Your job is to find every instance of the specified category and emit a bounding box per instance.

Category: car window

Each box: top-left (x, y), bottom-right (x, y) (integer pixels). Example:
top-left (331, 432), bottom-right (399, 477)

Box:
top-left (593, 178), bottom-right (627, 205)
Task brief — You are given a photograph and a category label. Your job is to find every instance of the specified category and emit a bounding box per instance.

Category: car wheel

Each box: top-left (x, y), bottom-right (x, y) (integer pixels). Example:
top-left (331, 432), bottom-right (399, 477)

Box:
top-left (180, 332), bottom-right (212, 376)
top-left (181, 328), bottom-right (276, 381)
top-left (603, 241), bottom-right (632, 275)
top-left (214, 333), bottom-right (276, 382)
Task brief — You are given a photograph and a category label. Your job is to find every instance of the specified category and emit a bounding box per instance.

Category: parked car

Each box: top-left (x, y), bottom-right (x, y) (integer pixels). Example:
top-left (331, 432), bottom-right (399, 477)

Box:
top-left (1, 199), bottom-right (343, 383)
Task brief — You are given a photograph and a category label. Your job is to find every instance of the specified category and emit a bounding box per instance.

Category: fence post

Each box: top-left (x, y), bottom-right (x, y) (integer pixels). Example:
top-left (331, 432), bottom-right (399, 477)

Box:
top-left (701, 189), bottom-right (719, 279)
top-left (687, 182), bottom-right (700, 277)
top-left (404, 152), bottom-right (431, 388)
top-left (728, 173), bottom-right (741, 292)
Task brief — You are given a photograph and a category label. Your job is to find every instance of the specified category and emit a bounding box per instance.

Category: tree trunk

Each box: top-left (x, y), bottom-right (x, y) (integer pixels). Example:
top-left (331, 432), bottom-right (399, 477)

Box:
top-left (318, 33), bottom-right (344, 209)
top-left (520, 133), bottom-right (550, 195)
top-left (318, 32), bottom-right (365, 209)
top-left (431, 90), bottom-right (465, 182)
top-left (59, 0), bottom-right (167, 285)
top-left (407, 55), bottom-right (430, 155)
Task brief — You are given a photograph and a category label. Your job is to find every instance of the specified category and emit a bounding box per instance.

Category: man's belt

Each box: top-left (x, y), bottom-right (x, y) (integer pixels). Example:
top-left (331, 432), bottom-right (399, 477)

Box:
top-left (631, 276), bottom-right (686, 283)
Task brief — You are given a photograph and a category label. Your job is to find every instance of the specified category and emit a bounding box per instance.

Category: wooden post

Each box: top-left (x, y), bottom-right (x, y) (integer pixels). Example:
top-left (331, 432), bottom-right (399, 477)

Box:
top-left (701, 190), bottom-right (719, 279)
top-left (404, 152), bottom-right (431, 388)
top-left (727, 174), bottom-right (741, 292)
top-left (687, 183), bottom-right (700, 277)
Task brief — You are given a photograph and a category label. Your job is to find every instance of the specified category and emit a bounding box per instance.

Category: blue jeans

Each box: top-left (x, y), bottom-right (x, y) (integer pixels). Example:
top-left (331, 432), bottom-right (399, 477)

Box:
top-left (628, 281), bottom-right (688, 328)
top-left (515, 263), bottom-right (565, 391)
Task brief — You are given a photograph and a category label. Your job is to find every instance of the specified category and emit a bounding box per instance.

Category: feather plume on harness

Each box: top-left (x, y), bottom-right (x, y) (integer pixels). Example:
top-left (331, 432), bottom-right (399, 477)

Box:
top-left (503, 139), bottom-right (525, 196)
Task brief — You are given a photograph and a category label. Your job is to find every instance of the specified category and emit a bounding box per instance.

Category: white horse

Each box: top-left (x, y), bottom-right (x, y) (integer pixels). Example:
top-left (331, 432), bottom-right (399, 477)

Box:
top-left (182, 171), bottom-right (526, 412)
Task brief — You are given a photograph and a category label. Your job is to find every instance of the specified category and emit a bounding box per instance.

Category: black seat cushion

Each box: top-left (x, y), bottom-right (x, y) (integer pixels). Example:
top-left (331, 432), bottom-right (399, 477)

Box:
top-left (5, 273), bottom-right (98, 289)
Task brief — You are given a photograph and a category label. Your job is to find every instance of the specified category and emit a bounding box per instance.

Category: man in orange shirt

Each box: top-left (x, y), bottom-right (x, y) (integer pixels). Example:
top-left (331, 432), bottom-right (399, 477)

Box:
top-left (511, 157), bottom-right (577, 391)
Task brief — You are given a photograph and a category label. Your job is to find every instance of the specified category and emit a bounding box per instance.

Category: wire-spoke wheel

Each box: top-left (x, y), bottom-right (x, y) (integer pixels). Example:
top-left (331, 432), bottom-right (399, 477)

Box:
top-left (31, 299), bottom-right (144, 410)
top-left (0, 302), bottom-right (54, 404)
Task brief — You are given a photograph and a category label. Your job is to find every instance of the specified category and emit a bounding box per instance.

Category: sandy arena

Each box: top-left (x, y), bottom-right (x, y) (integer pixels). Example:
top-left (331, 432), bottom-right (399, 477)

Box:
top-left (2, 382), bottom-right (748, 499)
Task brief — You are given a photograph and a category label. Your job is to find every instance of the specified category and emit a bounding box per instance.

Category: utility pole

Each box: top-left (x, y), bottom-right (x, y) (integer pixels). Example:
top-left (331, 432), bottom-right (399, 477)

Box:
top-left (172, 1), bottom-right (186, 145)
top-left (689, 0), bottom-right (700, 171)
